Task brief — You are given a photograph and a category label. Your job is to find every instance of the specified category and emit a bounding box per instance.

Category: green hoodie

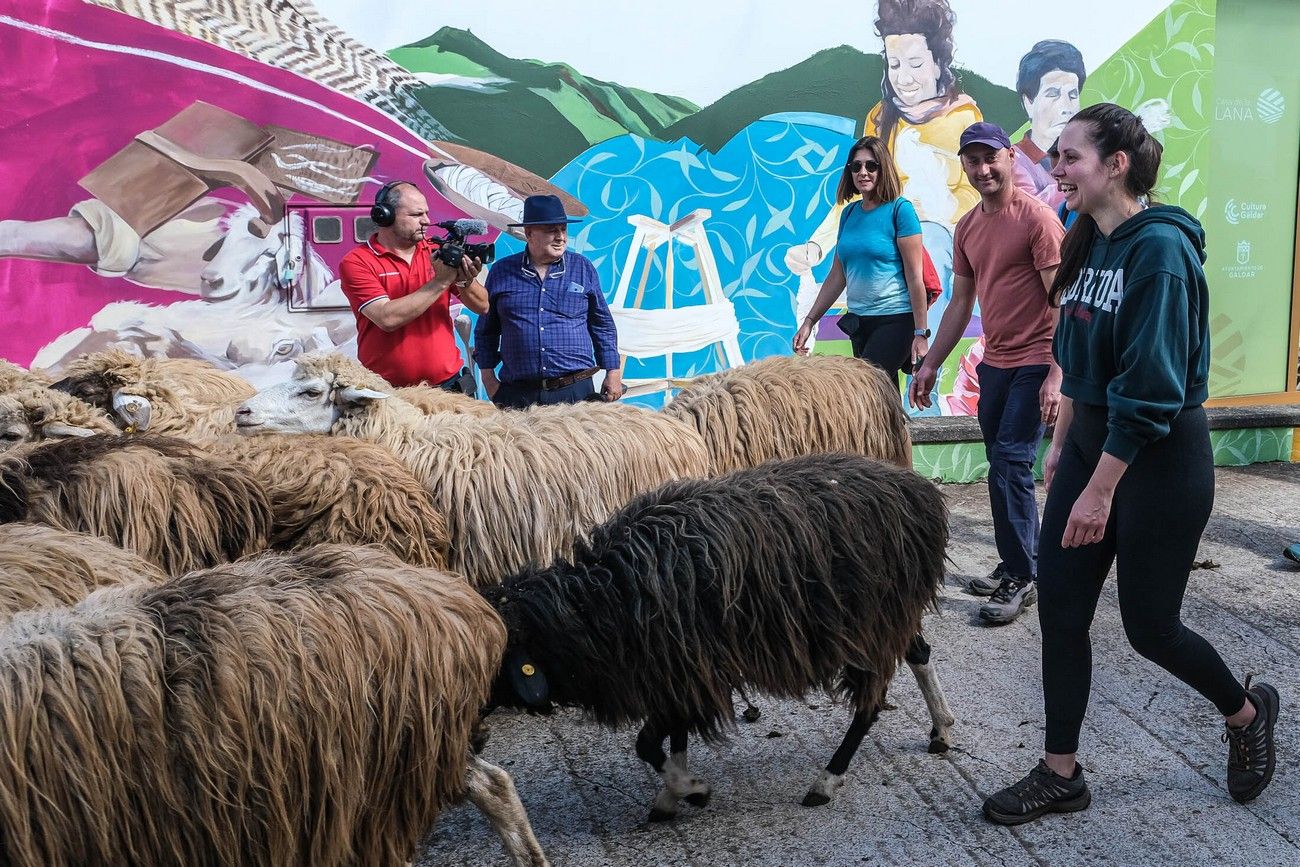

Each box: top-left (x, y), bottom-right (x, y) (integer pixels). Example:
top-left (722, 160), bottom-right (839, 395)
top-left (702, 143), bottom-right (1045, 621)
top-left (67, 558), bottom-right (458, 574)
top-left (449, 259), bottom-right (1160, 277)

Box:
top-left (1053, 205), bottom-right (1210, 464)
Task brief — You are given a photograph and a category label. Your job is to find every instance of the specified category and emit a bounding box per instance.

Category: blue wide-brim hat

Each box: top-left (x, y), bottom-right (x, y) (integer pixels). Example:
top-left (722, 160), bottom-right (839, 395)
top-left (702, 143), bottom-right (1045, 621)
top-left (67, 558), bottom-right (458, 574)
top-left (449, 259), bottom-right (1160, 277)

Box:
top-left (508, 194), bottom-right (584, 227)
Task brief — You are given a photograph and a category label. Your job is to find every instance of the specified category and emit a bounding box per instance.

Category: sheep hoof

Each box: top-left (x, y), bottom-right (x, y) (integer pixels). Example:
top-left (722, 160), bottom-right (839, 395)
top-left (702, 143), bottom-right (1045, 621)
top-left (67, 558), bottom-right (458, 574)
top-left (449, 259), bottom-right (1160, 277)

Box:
top-left (801, 790), bottom-right (831, 807)
top-left (684, 790), bottom-right (711, 808)
top-left (648, 807), bottom-right (677, 823)
top-left (928, 737), bottom-right (951, 754)
top-left (742, 705), bottom-right (762, 723)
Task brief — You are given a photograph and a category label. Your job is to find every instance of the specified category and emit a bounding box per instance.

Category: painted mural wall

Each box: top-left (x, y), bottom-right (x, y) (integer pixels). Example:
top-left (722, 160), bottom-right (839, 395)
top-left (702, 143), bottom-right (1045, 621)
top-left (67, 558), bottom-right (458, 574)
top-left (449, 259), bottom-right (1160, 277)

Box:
top-left (2, 0), bottom-right (1297, 407)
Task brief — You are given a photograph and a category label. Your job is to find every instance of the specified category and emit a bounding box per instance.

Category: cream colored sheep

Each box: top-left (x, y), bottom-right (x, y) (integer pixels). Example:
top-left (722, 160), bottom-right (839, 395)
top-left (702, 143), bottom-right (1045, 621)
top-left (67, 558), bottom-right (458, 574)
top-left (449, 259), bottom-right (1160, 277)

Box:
top-left (664, 354), bottom-right (913, 473)
top-left (237, 353), bottom-right (711, 585)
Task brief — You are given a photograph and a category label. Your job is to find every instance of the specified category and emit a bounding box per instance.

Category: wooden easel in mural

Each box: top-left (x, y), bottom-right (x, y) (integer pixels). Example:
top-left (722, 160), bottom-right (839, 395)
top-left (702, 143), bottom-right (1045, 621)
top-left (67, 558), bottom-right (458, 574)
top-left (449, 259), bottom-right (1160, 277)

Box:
top-left (611, 209), bottom-right (744, 399)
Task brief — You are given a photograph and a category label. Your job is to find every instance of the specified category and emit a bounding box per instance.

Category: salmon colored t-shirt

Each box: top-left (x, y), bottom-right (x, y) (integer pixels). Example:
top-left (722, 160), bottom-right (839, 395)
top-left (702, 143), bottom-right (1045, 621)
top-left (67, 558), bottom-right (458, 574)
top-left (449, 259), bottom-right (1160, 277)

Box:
top-left (952, 187), bottom-right (1064, 367)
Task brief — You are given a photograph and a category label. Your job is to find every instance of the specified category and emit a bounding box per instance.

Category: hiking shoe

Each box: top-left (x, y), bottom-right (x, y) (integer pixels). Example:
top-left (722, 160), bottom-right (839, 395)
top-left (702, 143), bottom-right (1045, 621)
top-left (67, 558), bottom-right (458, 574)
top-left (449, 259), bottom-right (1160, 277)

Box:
top-left (1283, 543), bottom-right (1300, 565)
top-left (983, 760), bottom-right (1091, 826)
top-left (978, 576), bottom-right (1037, 625)
top-left (1224, 675), bottom-right (1280, 804)
top-left (966, 564), bottom-right (1010, 596)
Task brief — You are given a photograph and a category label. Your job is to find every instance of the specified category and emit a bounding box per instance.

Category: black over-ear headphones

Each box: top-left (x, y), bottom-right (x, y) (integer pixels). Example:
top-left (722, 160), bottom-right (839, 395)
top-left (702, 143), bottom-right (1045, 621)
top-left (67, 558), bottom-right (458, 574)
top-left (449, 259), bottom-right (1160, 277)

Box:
top-left (370, 180), bottom-right (414, 228)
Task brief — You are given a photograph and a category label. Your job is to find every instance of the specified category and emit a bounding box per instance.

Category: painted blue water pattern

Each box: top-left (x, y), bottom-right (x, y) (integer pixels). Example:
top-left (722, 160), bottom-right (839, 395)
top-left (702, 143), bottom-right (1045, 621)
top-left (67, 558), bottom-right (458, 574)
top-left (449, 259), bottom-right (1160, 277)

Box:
top-left (482, 115), bottom-right (970, 411)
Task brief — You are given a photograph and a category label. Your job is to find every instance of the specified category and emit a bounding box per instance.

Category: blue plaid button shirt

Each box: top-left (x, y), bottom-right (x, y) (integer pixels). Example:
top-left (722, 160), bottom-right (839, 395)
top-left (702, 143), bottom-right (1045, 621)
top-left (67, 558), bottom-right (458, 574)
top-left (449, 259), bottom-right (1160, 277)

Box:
top-left (474, 250), bottom-right (620, 383)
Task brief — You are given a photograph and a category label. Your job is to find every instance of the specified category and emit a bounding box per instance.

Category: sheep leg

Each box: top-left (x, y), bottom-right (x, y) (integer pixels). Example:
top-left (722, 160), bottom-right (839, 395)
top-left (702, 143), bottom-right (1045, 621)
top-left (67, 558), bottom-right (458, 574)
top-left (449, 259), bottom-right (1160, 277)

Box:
top-left (636, 723), bottom-right (711, 822)
top-left (905, 632), bottom-right (955, 754)
top-left (804, 666), bottom-right (880, 807)
top-left (466, 754), bottom-right (550, 867)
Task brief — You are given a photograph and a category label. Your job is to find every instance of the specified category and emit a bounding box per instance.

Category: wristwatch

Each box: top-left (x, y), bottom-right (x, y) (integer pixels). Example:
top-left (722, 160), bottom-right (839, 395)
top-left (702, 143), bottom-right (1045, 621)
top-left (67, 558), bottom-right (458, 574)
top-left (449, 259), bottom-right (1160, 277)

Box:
top-left (913, 328), bottom-right (931, 338)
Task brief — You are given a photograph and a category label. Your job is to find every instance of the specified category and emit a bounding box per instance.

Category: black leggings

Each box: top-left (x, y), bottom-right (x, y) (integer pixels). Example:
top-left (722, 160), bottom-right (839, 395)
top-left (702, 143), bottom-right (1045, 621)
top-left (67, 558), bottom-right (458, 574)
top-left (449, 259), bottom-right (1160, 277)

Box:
top-left (848, 312), bottom-right (913, 390)
top-left (1039, 402), bottom-right (1246, 755)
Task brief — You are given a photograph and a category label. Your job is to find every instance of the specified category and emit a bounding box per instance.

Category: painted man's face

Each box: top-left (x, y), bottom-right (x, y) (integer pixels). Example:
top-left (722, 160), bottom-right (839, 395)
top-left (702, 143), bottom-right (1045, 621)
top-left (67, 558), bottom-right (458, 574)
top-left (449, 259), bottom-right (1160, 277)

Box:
top-left (1024, 69), bottom-right (1081, 147)
top-left (884, 33), bottom-right (941, 108)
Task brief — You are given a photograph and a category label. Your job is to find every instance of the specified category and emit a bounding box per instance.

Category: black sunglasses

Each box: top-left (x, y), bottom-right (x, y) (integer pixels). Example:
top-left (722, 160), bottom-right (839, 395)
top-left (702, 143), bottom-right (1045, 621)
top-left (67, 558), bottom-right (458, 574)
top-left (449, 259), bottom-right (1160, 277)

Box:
top-left (848, 159), bottom-right (881, 174)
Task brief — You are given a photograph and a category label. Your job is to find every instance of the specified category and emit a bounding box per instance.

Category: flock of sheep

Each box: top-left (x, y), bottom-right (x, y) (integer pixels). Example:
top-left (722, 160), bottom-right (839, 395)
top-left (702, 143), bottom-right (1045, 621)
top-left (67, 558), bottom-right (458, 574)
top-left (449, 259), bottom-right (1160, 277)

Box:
top-left (0, 348), bottom-right (955, 866)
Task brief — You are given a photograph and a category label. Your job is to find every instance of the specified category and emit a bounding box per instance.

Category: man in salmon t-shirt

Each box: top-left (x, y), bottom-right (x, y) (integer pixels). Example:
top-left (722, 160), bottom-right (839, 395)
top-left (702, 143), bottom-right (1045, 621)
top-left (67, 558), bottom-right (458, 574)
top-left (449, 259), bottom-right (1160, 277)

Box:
top-left (910, 122), bottom-right (1066, 625)
top-left (339, 181), bottom-right (487, 389)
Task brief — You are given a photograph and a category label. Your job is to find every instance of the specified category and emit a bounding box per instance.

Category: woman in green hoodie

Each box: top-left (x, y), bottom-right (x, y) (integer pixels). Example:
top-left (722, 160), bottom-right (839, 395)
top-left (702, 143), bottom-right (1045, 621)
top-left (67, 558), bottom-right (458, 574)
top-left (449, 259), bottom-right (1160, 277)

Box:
top-left (982, 103), bottom-right (1280, 825)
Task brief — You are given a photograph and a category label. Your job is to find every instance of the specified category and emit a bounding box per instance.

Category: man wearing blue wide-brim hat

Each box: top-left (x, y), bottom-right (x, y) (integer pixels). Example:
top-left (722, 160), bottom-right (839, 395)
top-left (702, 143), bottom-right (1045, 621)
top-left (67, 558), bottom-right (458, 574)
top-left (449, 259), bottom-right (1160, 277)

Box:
top-left (474, 194), bottom-right (624, 407)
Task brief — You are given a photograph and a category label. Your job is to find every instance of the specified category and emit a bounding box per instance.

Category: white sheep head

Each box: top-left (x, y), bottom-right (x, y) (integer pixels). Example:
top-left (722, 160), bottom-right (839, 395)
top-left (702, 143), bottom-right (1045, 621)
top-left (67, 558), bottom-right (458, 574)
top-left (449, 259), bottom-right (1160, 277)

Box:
top-left (236, 361), bottom-right (389, 434)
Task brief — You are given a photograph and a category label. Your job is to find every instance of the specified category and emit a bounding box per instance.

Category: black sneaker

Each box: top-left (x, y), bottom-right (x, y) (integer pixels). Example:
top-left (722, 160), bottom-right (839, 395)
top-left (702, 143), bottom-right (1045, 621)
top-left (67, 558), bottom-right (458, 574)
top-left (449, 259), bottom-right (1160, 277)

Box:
top-left (983, 760), bottom-right (1091, 826)
top-left (966, 564), bottom-right (1010, 596)
top-left (978, 576), bottom-right (1037, 625)
top-left (1224, 675), bottom-right (1280, 804)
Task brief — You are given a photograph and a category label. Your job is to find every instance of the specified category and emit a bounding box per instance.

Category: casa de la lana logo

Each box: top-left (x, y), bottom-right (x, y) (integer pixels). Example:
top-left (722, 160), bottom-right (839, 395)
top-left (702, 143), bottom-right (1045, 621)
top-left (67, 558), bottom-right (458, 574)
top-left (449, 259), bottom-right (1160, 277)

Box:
top-left (1215, 88), bottom-right (1286, 124)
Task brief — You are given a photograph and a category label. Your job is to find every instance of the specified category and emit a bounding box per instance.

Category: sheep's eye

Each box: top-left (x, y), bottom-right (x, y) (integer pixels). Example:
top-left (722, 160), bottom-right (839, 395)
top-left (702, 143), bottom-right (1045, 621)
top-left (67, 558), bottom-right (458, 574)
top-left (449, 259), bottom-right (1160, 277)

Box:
top-left (300, 388), bottom-right (323, 399)
top-left (0, 431), bottom-right (22, 441)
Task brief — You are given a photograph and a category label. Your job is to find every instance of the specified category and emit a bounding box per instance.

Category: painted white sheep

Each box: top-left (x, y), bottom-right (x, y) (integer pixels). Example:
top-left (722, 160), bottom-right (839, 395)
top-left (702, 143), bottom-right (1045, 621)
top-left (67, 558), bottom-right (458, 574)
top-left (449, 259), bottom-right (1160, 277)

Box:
top-left (235, 353), bottom-right (711, 585)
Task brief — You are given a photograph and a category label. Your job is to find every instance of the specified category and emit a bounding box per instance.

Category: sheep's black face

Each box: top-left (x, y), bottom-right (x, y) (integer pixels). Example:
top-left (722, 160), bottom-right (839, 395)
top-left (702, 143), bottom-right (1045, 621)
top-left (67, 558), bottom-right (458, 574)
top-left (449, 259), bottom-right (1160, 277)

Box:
top-left (488, 647), bottom-right (553, 714)
top-left (50, 373), bottom-right (115, 412)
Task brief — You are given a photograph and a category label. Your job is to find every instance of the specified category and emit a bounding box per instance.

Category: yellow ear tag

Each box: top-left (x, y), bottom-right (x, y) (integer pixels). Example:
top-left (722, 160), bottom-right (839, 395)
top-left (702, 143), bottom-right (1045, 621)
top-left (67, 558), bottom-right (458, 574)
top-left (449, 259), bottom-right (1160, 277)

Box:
top-left (124, 425), bottom-right (136, 434)
top-left (521, 664), bottom-right (536, 677)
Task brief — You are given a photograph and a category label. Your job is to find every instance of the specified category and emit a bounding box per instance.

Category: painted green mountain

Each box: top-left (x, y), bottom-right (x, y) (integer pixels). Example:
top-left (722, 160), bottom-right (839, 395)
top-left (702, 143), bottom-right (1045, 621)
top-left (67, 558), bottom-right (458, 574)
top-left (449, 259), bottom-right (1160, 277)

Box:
top-left (662, 45), bottom-right (1025, 152)
top-left (389, 30), bottom-right (1024, 177)
top-left (391, 28), bottom-right (699, 177)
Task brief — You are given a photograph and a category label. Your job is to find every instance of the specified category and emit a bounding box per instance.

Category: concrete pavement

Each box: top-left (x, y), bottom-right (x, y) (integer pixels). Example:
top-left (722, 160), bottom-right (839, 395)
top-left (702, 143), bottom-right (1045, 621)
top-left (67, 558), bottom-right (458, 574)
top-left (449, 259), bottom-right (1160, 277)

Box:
top-left (419, 461), bottom-right (1300, 867)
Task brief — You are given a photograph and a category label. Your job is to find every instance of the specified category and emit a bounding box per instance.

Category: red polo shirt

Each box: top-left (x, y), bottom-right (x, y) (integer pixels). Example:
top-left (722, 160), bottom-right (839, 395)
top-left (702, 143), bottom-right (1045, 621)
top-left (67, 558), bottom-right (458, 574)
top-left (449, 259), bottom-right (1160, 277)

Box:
top-left (338, 235), bottom-right (461, 386)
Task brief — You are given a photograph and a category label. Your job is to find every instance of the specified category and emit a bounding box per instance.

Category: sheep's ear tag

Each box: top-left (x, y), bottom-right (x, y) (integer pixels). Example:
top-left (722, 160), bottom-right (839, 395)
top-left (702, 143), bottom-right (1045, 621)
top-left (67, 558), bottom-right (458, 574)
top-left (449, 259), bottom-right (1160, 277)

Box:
top-left (506, 649), bottom-right (549, 707)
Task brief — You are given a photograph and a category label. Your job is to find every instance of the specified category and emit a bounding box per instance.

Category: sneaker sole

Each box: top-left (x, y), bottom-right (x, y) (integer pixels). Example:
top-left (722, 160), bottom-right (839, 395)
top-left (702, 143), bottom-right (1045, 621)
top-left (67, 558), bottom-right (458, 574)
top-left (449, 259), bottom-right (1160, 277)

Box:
top-left (965, 581), bottom-right (1000, 597)
top-left (982, 788), bottom-right (1092, 826)
top-left (978, 594), bottom-right (1038, 625)
top-left (1231, 683), bottom-right (1280, 804)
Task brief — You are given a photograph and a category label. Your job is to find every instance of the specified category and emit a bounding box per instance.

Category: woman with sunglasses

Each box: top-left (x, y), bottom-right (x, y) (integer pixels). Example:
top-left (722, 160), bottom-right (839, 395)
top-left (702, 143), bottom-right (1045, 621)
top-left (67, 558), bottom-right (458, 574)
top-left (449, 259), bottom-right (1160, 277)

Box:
top-left (793, 136), bottom-right (928, 390)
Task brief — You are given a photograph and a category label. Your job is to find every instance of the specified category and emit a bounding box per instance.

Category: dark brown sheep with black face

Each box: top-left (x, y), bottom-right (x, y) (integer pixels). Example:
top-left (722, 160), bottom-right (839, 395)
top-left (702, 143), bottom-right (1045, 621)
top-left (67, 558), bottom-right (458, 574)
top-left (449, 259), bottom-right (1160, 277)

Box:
top-left (0, 435), bottom-right (272, 574)
top-left (482, 452), bottom-right (955, 820)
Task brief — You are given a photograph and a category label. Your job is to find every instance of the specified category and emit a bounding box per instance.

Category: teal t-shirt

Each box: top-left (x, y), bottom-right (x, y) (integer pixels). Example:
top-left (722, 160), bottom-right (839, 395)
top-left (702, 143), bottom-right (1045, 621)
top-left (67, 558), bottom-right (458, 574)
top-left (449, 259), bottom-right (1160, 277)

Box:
top-left (836, 198), bottom-right (922, 316)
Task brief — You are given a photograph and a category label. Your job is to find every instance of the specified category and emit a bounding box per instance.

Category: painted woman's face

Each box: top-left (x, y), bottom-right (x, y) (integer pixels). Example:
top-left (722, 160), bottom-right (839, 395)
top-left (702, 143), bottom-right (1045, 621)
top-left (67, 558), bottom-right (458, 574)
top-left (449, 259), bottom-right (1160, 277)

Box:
top-left (884, 33), bottom-right (942, 108)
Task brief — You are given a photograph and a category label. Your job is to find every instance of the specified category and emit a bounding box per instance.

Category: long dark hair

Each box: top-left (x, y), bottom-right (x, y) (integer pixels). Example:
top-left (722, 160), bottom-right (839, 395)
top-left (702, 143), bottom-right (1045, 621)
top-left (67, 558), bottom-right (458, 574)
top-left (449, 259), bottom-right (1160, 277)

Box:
top-left (835, 136), bottom-right (904, 205)
top-left (874, 0), bottom-right (958, 145)
top-left (1050, 103), bottom-right (1163, 305)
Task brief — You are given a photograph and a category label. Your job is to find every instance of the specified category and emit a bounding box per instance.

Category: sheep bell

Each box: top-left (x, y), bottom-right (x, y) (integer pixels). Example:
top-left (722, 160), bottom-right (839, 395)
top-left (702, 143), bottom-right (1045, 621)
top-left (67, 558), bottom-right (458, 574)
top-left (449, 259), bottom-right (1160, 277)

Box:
top-left (112, 391), bottom-right (152, 433)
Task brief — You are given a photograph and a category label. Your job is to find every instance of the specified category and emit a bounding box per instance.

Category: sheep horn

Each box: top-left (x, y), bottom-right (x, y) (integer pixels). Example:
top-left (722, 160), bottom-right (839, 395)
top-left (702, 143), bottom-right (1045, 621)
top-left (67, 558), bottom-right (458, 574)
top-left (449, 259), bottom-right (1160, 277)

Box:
top-left (40, 423), bottom-right (99, 438)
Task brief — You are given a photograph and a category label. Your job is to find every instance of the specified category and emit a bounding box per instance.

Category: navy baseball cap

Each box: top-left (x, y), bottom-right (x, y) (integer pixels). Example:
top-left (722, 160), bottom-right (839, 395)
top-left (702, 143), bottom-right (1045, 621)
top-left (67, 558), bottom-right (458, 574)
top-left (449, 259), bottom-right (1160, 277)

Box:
top-left (958, 122), bottom-right (1012, 154)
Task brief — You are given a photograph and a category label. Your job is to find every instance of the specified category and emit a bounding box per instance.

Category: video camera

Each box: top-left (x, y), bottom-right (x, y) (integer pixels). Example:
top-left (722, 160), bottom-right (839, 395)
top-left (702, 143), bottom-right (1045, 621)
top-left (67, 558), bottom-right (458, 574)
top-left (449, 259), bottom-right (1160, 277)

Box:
top-left (430, 218), bottom-right (495, 268)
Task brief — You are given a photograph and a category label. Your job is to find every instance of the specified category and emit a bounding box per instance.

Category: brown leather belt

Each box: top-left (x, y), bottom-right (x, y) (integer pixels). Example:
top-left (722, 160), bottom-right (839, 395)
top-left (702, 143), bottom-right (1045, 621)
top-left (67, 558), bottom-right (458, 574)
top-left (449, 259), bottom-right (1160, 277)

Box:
top-left (511, 366), bottom-right (600, 391)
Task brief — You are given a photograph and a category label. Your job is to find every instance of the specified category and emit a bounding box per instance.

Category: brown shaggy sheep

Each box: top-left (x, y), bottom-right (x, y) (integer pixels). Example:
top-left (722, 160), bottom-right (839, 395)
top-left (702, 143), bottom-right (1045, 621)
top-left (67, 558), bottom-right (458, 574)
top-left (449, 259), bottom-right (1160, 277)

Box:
top-left (0, 359), bottom-right (50, 393)
top-left (215, 434), bottom-right (450, 567)
top-left (0, 544), bottom-right (546, 866)
top-left (0, 523), bottom-right (164, 620)
top-left (53, 348), bottom-right (255, 437)
top-left (0, 386), bottom-right (118, 451)
top-left (0, 435), bottom-right (272, 575)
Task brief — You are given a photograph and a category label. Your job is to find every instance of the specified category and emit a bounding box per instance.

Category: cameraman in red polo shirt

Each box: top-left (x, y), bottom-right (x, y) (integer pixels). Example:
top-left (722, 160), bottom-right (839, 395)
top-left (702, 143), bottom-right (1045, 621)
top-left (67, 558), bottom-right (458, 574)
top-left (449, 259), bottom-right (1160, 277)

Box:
top-left (339, 181), bottom-right (487, 389)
